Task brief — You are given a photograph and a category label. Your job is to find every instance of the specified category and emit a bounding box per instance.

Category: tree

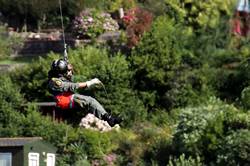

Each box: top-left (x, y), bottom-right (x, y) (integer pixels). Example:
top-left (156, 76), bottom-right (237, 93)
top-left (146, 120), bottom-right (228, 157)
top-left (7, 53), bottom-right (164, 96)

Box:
top-left (130, 16), bottom-right (212, 111)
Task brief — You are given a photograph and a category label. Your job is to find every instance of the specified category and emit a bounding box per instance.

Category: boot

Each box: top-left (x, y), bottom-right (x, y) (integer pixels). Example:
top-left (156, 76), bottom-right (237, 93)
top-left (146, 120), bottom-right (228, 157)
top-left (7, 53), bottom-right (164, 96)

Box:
top-left (102, 113), bottom-right (122, 127)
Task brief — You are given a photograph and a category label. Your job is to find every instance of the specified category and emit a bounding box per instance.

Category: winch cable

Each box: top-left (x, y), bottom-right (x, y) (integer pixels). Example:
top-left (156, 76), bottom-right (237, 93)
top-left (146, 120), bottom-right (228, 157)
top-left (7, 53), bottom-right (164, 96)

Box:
top-left (58, 0), bottom-right (110, 102)
top-left (58, 0), bottom-right (68, 62)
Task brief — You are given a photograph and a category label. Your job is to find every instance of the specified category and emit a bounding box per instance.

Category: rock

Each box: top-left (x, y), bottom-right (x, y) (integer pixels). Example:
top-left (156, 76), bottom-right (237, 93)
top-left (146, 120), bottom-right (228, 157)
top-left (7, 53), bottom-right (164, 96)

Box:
top-left (79, 113), bottom-right (120, 132)
top-left (97, 31), bottom-right (121, 43)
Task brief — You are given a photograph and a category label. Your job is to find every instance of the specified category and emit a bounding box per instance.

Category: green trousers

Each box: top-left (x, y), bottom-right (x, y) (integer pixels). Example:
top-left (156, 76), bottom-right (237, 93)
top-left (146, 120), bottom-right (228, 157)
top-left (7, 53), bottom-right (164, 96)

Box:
top-left (73, 94), bottom-right (107, 118)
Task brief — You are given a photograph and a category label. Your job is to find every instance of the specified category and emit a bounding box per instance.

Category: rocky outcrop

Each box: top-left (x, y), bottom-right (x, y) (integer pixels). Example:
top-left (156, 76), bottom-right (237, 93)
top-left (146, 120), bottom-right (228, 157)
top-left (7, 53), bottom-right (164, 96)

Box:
top-left (79, 113), bottom-right (120, 132)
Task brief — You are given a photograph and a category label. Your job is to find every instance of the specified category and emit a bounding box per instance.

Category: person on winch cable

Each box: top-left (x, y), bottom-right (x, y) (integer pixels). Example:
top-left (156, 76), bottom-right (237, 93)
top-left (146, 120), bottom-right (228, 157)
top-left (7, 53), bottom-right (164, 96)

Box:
top-left (48, 59), bottom-right (122, 127)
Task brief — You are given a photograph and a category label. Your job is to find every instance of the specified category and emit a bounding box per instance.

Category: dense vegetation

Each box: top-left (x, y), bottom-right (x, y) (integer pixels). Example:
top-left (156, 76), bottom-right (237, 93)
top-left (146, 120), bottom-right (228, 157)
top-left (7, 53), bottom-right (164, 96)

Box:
top-left (0, 0), bottom-right (250, 165)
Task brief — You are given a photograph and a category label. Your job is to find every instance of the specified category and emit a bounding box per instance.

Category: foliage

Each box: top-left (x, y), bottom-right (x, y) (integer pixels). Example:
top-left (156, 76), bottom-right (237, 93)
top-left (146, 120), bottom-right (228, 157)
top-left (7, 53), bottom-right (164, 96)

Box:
top-left (210, 55), bottom-right (250, 102)
top-left (153, 0), bottom-right (235, 30)
top-left (0, 0), bottom-right (59, 30)
top-left (240, 86), bottom-right (250, 109)
top-left (77, 129), bottom-right (112, 159)
top-left (216, 130), bottom-right (250, 166)
top-left (122, 7), bottom-right (153, 48)
top-left (130, 16), bottom-right (183, 111)
top-left (0, 75), bottom-right (25, 136)
top-left (223, 108), bottom-right (250, 132)
top-left (138, 124), bottom-right (173, 166)
top-left (130, 16), bottom-right (213, 111)
top-left (0, 25), bottom-right (23, 58)
top-left (137, 0), bottom-right (167, 17)
top-left (111, 123), bottom-right (173, 166)
top-left (21, 104), bottom-right (74, 147)
top-left (173, 97), bottom-right (250, 165)
top-left (104, 0), bottom-right (136, 12)
top-left (77, 0), bottom-right (136, 12)
top-left (1, 1), bottom-right (250, 165)
top-left (167, 154), bottom-right (203, 166)
top-left (173, 98), bottom-right (225, 157)
top-left (181, 0), bottom-right (234, 29)
top-left (10, 55), bottom-right (55, 102)
top-left (72, 9), bottom-right (119, 39)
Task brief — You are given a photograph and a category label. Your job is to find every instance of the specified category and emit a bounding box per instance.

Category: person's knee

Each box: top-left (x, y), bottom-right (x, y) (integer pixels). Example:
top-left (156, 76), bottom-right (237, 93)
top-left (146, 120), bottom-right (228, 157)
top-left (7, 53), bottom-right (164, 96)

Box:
top-left (87, 96), bottom-right (98, 105)
top-left (89, 96), bottom-right (97, 102)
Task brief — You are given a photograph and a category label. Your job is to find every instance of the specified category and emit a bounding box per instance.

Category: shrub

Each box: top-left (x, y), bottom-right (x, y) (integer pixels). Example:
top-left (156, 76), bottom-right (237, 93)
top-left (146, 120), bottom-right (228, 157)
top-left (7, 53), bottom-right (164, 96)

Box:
top-left (10, 55), bottom-right (56, 102)
top-left (223, 108), bottom-right (250, 132)
top-left (20, 104), bottom-right (73, 146)
top-left (105, 0), bottom-right (136, 12)
top-left (76, 129), bottom-right (112, 159)
top-left (185, 0), bottom-right (234, 29)
top-left (0, 25), bottom-right (23, 58)
top-left (241, 86), bottom-right (250, 109)
top-left (137, 0), bottom-right (168, 17)
top-left (79, 0), bottom-right (136, 12)
top-left (137, 123), bottom-right (174, 166)
top-left (130, 16), bottom-right (184, 111)
top-left (130, 16), bottom-right (212, 111)
top-left (211, 57), bottom-right (250, 103)
top-left (72, 9), bottom-right (119, 39)
top-left (216, 130), bottom-right (250, 166)
top-left (167, 154), bottom-right (203, 166)
top-left (0, 75), bottom-right (25, 136)
top-left (173, 97), bottom-right (250, 165)
top-left (122, 7), bottom-right (153, 48)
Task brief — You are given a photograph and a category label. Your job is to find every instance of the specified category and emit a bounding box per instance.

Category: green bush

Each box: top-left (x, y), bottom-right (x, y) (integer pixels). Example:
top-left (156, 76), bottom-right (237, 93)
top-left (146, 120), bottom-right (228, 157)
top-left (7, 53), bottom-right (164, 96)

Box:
top-left (173, 97), bottom-right (250, 165)
top-left (173, 98), bottom-right (232, 163)
top-left (138, 124), bottom-right (174, 166)
top-left (216, 130), bottom-right (250, 166)
top-left (21, 103), bottom-right (74, 147)
top-left (181, 0), bottom-right (234, 29)
top-left (10, 55), bottom-right (56, 102)
top-left (0, 26), bottom-right (23, 58)
top-left (0, 75), bottom-right (25, 136)
top-left (81, 0), bottom-right (136, 12)
top-left (211, 67), bottom-right (242, 101)
top-left (130, 16), bottom-right (212, 111)
top-left (79, 130), bottom-right (111, 158)
top-left (137, 0), bottom-right (168, 17)
top-left (130, 16), bottom-right (184, 111)
top-left (223, 108), bottom-right (250, 132)
top-left (211, 56), bottom-right (250, 103)
top-left (167, 154), bottom-right (203, 166)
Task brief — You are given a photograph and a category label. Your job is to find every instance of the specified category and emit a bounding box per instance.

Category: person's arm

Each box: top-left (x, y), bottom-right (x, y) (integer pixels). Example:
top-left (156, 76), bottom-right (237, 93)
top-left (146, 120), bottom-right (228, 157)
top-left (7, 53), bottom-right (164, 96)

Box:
top-left (78, 82), bottom-right (87, 88)
top-left (73, 78), bottom-right (102, 89)
top-left (50, 77), bottom-right (102, 93)
top-left (49, 78), bottom-right (82, 92)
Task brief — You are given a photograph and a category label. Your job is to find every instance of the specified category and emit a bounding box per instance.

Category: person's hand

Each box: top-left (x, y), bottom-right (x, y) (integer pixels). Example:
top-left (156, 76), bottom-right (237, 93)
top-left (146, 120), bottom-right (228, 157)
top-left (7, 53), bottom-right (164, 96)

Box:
top-left (86, 78), bottom-right (102, 88)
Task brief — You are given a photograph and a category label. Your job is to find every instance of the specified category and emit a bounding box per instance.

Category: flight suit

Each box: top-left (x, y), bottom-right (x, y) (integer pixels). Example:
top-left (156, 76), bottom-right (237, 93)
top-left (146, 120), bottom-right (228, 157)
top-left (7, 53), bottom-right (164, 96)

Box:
top-left (48, 76), bottom-right (107, 119)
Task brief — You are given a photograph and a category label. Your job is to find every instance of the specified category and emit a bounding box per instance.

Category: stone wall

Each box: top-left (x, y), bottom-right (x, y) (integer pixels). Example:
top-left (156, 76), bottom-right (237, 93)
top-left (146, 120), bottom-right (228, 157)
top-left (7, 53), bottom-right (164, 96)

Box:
top-left (18, 39), bottom-right (76, 55)
top-left (11, 31), bottom-right (120, 56)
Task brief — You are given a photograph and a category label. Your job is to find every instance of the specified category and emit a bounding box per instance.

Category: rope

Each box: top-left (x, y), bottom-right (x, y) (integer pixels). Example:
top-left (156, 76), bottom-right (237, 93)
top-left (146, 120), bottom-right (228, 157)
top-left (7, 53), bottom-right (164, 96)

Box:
top-left (58, 0), bottom-right (68, 62)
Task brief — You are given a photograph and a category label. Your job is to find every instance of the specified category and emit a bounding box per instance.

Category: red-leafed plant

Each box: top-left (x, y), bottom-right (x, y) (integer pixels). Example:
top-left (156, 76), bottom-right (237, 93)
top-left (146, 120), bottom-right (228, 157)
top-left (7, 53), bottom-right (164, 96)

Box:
top-left (122, 7), bottom-right (153, 48)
